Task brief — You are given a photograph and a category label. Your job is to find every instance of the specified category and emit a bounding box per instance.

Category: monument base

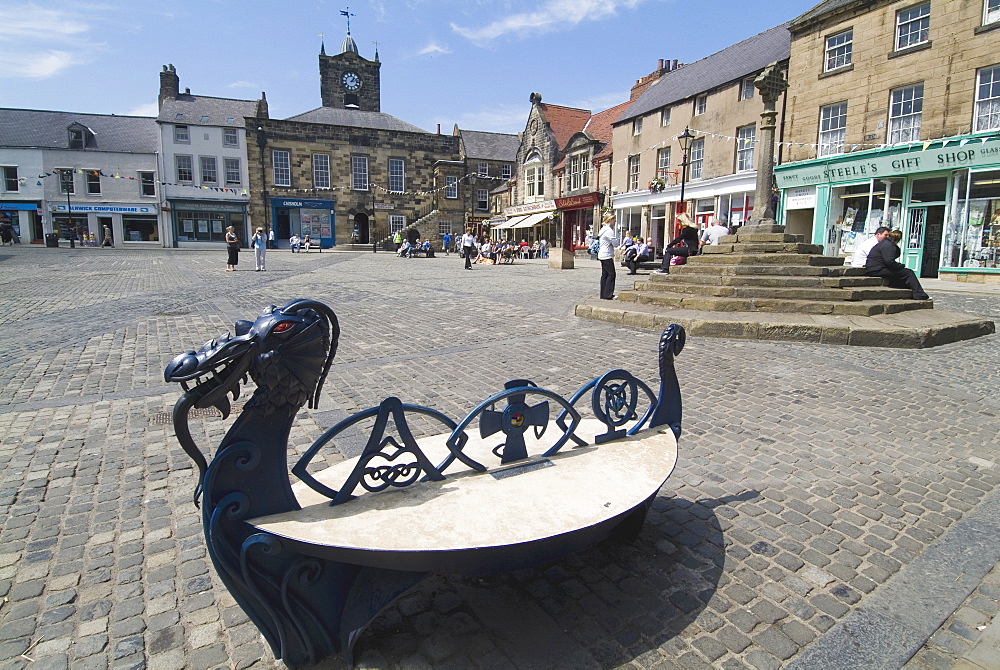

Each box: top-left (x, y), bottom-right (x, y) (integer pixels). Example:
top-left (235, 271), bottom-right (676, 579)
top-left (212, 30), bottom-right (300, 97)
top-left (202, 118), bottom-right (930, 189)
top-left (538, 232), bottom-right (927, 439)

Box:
top-left (549, 247), bottom-right (575, 270)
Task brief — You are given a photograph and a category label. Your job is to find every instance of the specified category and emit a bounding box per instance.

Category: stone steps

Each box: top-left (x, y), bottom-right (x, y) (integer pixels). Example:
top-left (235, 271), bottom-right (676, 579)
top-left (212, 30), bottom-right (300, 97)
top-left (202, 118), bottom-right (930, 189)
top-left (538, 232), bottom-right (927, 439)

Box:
top-left (663, 263), bottom-right (867, 277)
top-left (578, 222), bottom-right (993, 347)
top-left (645, 273), bottom-right (884, 288)
top-left (692, 253), bottom-right (846, 266)
top-left (616, 289), bottom-right (933, 316)
top-left (632, 280), bottom-right (914, 302)
top-left (702, 243), bottom-right (826, 255)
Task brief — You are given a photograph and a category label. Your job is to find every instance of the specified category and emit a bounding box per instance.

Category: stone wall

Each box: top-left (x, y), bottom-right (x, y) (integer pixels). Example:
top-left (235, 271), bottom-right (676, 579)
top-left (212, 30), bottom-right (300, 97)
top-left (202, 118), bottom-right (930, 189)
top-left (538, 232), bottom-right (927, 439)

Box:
top-left (784, 0), bottom-right (997, 163)
top-left (246, 119), bottom-right (466, 246)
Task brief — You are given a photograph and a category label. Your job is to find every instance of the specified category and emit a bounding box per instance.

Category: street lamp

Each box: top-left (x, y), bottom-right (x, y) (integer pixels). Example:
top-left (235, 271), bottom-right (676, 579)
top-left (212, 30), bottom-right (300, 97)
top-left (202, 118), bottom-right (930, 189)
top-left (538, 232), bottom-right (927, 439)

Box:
top-left (58, 168), bottom-right (75, 248)
top-left (676, 127), bottom-right (695, 221)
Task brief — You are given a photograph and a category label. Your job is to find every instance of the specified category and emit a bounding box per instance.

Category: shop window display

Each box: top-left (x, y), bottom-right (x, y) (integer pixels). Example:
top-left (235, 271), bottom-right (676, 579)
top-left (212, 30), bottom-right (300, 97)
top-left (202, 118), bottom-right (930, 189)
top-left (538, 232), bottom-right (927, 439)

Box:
top-left (832, 182), bottom-right (896, 259)
top-left (949, 169), bottom-right (1000, 268)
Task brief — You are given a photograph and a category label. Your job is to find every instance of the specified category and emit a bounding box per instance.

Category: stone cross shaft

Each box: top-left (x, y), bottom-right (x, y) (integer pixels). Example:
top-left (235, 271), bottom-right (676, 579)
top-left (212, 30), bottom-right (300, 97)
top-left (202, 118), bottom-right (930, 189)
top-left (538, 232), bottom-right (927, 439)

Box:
top-left (749, 62), bottom-right (788, 225)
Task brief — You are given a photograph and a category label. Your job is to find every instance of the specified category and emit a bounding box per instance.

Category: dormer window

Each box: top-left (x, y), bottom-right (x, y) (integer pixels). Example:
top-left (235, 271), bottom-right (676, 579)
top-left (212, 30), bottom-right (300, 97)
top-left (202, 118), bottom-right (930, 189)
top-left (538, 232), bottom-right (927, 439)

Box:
top-left (67, 123), bottom-right (94, 149)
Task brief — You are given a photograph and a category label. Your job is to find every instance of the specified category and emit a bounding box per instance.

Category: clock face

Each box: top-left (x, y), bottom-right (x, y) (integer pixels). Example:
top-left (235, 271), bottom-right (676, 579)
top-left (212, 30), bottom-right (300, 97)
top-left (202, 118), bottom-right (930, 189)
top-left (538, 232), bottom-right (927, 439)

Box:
top-left (342, 72), bottom-right (361, 91)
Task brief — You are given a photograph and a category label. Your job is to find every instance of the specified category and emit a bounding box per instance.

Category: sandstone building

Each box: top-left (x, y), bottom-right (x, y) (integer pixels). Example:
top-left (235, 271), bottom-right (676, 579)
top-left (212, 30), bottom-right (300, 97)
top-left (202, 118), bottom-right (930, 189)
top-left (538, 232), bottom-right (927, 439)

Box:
top-left (776, 0), bottom-right (1000, 283)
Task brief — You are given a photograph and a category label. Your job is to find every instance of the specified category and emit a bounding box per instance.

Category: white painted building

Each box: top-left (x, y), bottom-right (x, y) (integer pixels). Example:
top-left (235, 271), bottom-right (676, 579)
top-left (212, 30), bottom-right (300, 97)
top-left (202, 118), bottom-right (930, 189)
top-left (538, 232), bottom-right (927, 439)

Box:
top-left (156, 65), bottom-right (264, 248)
top-left (0, 108), bottom-right (159, 245)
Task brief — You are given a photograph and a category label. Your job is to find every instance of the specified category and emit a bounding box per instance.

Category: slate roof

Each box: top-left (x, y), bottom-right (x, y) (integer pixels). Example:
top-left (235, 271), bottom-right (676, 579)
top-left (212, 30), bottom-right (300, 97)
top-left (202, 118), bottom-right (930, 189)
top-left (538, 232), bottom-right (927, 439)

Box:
top-left (538, 104), bottom-right (593, 151)
top-left (459, 129), bottom-right (520, 161)
top-left (158, 95), bottom-right (260, 128)
top-left (285, 107), bottom-right (429, 133)
top-left (616, 23), bottom-right (791, 124)
top-left (0, 108), bottom-right (159, 153)
top-left (588, 101), bottom-right (632, 162)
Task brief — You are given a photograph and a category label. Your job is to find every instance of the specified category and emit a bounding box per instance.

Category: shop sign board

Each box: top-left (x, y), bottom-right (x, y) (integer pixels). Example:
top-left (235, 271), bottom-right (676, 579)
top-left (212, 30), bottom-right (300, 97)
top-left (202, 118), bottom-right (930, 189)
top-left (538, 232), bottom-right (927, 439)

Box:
top-left (775, 137), bottom-right (1000, 189)
top-left (784, 187), bottom-right (816, 210)
top-left (52, 203), bottom-right (157, 214)
top-left (504, 200), bottom-right (556, 217)
top-left (555, 192), bottom-right (600, 210)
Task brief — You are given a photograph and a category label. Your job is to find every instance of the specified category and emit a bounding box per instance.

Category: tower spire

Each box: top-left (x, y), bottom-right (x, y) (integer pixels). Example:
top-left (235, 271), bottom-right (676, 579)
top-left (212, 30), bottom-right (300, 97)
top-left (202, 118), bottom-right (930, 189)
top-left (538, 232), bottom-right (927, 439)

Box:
top-left (340, 7), bottom-right (355, 35)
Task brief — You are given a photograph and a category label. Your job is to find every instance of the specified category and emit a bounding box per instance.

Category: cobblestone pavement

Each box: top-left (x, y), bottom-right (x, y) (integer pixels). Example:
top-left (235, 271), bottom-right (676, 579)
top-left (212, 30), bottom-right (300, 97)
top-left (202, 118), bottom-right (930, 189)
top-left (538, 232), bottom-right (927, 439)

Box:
top-left (0, 246), bottom-right (998, 670)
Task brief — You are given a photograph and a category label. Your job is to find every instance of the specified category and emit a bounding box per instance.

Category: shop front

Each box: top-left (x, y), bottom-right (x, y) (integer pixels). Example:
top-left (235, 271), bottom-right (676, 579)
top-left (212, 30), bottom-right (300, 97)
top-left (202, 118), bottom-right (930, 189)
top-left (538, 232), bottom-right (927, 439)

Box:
top-left (775, 133), bottom-right (1000, 282)
top-left (170, 200), bottom-right (247, 248)
top-left (51, 202), bottom-right (159, 245)
top-left (503, 199), bottom-right (562, 266)
top-left (0, 202), bottom-right (41, 242)
top-left (612, 172), bottom-right (757, 250)
top-left (555, 192), bottom-right (601, 248)
top-left (271, 197), bottom-right (335, 249)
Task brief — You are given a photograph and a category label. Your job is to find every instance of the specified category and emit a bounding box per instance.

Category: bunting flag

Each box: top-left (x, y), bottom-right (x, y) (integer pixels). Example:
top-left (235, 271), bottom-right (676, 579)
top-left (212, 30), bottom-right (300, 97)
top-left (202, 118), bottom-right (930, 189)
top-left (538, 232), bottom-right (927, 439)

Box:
top-left (32, 168), bottom-right (508, 198)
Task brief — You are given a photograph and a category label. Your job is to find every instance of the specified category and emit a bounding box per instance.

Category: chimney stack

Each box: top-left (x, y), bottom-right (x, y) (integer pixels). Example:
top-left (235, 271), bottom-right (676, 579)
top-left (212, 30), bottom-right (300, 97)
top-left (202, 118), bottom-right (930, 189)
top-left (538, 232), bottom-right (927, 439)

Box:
top-left (158, 64), bottom-right (179, 109)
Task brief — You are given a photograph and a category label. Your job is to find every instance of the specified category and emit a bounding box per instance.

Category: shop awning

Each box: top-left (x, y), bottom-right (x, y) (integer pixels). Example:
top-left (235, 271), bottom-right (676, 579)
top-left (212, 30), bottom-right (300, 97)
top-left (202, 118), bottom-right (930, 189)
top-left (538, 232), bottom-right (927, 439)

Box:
top-left (493, 215), bottom-right (527, 230)
top-left (512, 212), bottom-right (551, 228)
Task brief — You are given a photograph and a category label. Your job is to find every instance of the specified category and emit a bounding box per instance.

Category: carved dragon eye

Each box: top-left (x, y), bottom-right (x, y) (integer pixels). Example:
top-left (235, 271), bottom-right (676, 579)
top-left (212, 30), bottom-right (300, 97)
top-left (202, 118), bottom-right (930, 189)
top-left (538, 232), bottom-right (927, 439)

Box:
top-left (272, 321), bottom-right (295, 333)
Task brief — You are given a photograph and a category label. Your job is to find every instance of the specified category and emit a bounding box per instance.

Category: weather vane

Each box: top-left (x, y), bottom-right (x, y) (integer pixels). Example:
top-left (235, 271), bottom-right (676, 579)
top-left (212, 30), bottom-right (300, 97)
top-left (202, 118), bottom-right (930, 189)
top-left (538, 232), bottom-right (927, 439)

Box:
top-left (340, 7), bottom-right (355, 35)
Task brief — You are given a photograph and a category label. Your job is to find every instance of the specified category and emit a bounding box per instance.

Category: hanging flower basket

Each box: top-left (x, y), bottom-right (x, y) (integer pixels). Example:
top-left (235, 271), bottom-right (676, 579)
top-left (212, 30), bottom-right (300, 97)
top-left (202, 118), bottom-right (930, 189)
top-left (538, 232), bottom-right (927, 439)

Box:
top-left (648, 178), bottom-right (666, 193)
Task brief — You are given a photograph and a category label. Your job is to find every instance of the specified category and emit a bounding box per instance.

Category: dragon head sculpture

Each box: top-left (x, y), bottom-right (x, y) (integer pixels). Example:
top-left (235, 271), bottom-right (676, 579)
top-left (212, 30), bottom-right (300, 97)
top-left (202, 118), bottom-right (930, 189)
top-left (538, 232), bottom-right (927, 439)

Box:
top-left (164, 299), bottom-right (340, 502)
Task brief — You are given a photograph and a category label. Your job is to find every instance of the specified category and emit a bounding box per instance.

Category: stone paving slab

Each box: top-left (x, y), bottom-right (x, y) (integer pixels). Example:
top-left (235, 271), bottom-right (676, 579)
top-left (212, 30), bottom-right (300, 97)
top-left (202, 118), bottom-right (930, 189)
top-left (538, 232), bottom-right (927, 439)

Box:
top-left (0, 246), bottom-right (998, 670)
top-left (575, 297), bottom-right (995, 348)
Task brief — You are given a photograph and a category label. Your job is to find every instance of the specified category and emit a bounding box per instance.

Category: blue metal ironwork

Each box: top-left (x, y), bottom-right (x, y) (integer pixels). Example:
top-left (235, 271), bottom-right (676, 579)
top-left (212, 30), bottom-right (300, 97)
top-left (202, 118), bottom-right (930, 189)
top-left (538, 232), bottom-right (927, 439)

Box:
top-left (165, 298), bottom-right (685, 668)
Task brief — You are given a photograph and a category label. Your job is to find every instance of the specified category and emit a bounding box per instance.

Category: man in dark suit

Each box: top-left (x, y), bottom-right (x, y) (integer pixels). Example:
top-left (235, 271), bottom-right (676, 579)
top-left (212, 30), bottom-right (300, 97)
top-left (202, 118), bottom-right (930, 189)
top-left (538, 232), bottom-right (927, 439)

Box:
top-left (864, 229), bottom-right (930, 300)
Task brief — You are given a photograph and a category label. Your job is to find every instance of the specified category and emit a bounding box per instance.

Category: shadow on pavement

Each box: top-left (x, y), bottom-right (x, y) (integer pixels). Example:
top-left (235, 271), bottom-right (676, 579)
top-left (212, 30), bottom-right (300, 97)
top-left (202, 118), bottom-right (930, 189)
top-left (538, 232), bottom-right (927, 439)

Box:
top-left (347, 491), bottom-right (758, 668)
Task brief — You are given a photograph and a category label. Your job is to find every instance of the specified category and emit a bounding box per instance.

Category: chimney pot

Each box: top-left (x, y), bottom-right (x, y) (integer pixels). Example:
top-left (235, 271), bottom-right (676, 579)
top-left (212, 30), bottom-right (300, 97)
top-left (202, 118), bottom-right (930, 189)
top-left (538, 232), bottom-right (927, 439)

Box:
top-left (184, 88), bottom-right (190, 95)
top-left (658, 59), bottom-right (664, 70)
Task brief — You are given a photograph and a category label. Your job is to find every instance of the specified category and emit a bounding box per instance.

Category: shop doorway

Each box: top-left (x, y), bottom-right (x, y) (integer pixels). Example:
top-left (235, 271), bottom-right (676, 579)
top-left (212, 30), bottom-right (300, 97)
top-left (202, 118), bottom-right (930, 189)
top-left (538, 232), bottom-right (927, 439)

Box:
top-left (904, 176), bottom-right (949, 278)
top-left (275, 209), bottom-right (291, 241)
top-left (904, 206), bottom-right (945, 278)
top-left (353, 213), bottom-right (370, 244)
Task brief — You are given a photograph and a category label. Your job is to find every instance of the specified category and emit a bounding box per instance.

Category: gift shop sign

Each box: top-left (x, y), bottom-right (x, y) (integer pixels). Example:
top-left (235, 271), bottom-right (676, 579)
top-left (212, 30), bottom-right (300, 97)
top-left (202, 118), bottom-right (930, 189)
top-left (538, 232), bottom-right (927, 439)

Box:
top-left (775, 138), bottom-right (1000, 188)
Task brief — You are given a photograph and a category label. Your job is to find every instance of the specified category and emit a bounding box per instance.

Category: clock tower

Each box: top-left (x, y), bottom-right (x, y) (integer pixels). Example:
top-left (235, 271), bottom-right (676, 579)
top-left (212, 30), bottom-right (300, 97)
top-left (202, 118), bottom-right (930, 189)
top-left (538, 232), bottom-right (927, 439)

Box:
top-left (319, 33), bottom-right (381, 111)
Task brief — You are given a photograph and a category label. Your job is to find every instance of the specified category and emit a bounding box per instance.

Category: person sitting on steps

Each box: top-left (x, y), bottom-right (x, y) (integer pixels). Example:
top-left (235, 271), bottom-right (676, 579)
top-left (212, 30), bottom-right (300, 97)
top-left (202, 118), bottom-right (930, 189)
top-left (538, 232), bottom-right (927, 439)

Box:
top-left (864, 229), bottom-right (930, 300)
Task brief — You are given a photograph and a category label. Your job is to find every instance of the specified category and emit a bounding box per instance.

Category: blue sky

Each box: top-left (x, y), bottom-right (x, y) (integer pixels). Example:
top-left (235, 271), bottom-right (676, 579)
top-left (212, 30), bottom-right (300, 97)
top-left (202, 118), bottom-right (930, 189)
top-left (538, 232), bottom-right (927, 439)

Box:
top-left (1, 0), bottom-right (820, 134)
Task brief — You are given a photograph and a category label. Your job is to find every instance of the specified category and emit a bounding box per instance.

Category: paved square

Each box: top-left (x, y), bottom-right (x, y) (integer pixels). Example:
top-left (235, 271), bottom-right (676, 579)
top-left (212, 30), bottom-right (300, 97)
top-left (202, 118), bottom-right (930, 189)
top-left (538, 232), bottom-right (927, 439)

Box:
top-left (0, 247), bottom-right (997, 669)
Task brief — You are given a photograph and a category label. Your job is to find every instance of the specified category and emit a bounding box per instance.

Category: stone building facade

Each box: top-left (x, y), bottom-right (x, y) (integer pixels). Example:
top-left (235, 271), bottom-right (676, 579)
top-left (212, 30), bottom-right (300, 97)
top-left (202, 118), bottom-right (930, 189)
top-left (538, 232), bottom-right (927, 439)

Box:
top-left (245, 34), bottom-right (469, 249)
top-left (319, 35), bottom-right (381, 111)
top-left (611, 25), bottom-right (790, 249)
top-left (775, 0), bottom-right (1000, 282)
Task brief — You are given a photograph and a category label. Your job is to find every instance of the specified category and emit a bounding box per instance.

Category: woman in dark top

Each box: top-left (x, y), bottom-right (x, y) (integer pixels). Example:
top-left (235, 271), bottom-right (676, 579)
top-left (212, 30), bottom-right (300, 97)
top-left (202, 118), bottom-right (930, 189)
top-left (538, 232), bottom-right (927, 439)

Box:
top-left (655, 225), bottom-right (699, 274)
top-left (225, 226), bottom-right (240, 272)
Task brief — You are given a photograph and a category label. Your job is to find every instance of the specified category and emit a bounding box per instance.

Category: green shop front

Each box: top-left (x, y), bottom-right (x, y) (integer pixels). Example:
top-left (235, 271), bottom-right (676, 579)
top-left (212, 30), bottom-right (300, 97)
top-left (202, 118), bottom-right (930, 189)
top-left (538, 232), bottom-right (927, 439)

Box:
top-left (775, 133), bottom-right (1000, 283)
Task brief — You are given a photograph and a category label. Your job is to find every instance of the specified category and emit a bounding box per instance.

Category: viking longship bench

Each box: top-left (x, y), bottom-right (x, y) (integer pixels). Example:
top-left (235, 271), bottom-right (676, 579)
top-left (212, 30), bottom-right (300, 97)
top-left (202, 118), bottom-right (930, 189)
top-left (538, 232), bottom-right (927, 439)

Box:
top-left (165, 299), bottom-right (685, 668)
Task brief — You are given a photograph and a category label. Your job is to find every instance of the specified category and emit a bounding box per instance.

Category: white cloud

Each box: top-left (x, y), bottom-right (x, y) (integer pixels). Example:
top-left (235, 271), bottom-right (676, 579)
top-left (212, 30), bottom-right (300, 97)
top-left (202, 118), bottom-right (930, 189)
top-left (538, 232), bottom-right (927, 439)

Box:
top-left (416, 42), bottom-right (450, 56)
top-left (451, 0), bottom-right (645, 43)
top-left (126, 102), bottom-right (160, 117)
top-left (0, 6), bottom-right (88, 39)
top-left (0, 4), bottom-right (105, 80)
top-left (0, 50), bottom-right (79, 79)
top-left (228, 80), bottom-right (261, 89)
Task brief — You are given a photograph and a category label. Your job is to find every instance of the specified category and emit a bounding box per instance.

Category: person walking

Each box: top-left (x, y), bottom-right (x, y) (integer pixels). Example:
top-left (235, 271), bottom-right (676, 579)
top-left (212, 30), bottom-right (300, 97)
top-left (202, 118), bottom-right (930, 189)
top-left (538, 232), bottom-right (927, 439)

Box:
top-left (267, 228), bottom-right (275, 249)
top-left (101, 224), bottom-right (113, 248)
top-left (251, 227), bottom-right (267, 271)
top-left (597, 214), bottom-right (619, 300)
top-left (442, 232), bottom-right (452, 256)
top-left (461, 227), bottom-right (477, 270)
top-left (225, 225), bottom-right (240, 272)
